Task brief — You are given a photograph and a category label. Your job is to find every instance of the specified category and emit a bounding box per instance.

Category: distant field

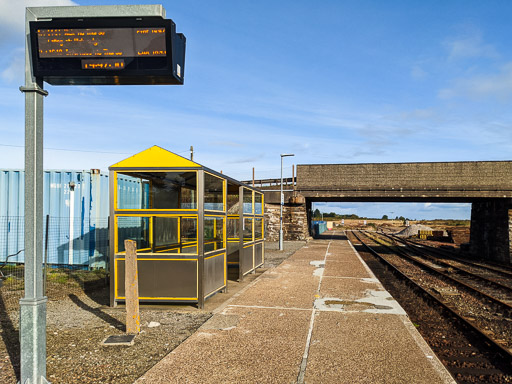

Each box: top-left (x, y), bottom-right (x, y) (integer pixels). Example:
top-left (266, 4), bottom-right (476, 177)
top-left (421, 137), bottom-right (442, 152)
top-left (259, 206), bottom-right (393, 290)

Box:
top-left (324, 218), bottom-right (470, 229)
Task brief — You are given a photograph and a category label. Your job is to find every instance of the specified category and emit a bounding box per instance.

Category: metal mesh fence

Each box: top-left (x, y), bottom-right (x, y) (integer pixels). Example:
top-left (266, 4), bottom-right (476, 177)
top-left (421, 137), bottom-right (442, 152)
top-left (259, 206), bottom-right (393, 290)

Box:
top-left (0, 216), bottom-right (109, 310)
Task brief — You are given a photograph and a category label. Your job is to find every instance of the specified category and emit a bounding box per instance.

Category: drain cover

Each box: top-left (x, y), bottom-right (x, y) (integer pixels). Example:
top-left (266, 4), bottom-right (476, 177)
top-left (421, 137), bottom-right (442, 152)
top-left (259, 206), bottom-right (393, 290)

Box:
top-left (102, 334), bottom-right (136, 346)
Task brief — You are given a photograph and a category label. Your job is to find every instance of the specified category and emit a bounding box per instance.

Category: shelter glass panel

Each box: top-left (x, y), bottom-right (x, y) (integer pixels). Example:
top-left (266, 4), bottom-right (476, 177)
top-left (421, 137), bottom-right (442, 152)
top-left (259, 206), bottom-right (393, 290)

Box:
top-left (204, 173), bottom-right (224, 211)
top-left (243, 188), bottom-right (253, 214)
top-left (116, 171), bottom-right (197, 210)
top-left (227, 217), bottom-right (239, 240)
top-left (181, 217), bottom-right (198, 254)
top-left (117, 216), bottom-right (150, 253)
top-left (204, 216), bottom-right (225, 253)
top-left (116, 174), bottom-right (150, 210)
top-left (254, 218), bottom-right (263, 240)
top-left (153, 217), bottom-right (178, 252)
top-left (255, 193), bottom-right (263, 215)
top-left (227, 182), bottom-right (239, 214)
top-left (243, 217), bottom-right (253, 243)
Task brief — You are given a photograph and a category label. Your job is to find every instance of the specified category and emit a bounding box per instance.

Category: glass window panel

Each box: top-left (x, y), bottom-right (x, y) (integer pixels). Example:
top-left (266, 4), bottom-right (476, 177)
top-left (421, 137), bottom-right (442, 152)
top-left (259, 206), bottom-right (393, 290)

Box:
top-left (117, 216), bottom-right (150, 253)
top-left (204, 216), bottom-right (225, 253)
top-left (181, 217), bottom-right (198, 254)
top-left (204, 173), bottom-right (224, 211)
top-left (117, 171), bottom-right (197, 210)
top-left (255, 193), bottom-right (263, 215)
top-left (160, 217), bottom-right (198, 254)
top-left (181, 217), bottom-right (197, 243)
top-left (116, 174), bottom-right (150, 210)
top-left (243, 188), bottom-right (253, 214)
top-left (181, 245), bottom-right (197, 253)
top-left (227, 218), bottom-right (239, 240)
top-left (153, 217), bottom-right (178, 252)
top-left (227, 183), bottom-right (239, 214)
top-left (254, 218), bottom-right (263, 240)
top-left (243, 217), bottom-right (253, 243)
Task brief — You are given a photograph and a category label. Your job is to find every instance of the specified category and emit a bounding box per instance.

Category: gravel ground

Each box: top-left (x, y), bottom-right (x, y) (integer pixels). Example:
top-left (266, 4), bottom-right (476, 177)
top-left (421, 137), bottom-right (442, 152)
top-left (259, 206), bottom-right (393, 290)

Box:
top-left (395, 224), bottom-right (433, 237)
top-left (0, 240), bottom-right (306, 384)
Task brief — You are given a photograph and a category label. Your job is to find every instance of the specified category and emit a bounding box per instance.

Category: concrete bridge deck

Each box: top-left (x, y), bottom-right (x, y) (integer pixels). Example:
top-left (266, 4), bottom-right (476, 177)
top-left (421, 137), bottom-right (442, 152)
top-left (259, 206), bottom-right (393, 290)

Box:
top-left (136, 232), bottom-right (454, 383)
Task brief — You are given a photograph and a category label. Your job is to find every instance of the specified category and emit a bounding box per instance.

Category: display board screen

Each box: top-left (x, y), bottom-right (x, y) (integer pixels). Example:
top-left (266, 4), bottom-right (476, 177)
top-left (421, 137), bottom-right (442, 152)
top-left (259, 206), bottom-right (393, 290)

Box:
top-left (37, 27), bottom-right (167, 58)
top-left (30, 18), bottom-right (185, 86)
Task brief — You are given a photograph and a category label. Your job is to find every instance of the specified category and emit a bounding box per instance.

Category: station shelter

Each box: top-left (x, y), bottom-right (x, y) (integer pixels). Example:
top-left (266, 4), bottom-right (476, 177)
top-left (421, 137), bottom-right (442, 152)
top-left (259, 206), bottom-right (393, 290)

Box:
top-left (109, 146), bottom-right (265, 308)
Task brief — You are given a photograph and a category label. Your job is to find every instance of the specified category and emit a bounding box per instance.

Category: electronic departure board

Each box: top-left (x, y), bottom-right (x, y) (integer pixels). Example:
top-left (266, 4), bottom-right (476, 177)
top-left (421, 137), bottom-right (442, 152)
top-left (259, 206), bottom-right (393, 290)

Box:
top-left (29, 18), bottom-right (185, 85)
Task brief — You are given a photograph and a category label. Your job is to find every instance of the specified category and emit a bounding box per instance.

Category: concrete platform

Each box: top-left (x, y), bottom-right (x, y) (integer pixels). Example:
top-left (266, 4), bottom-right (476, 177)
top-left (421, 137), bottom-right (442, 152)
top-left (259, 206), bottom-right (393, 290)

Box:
top-left (136, 232), bottom-right (455, 384)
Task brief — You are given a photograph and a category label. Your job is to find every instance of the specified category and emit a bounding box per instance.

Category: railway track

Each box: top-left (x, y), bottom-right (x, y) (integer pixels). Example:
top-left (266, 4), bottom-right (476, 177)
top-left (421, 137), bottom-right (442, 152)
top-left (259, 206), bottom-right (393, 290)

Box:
top-left (347, 230), bottom-right (512, 383)
top-left (389, 234), bottom-right (512, 287)
top-left (373, 232), bottom-right (512, 308)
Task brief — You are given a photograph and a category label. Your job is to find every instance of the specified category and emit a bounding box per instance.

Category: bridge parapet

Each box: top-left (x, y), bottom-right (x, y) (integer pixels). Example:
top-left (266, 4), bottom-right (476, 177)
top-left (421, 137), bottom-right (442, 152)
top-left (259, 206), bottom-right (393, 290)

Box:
top-left (297, 161), bottom-right (512, 200)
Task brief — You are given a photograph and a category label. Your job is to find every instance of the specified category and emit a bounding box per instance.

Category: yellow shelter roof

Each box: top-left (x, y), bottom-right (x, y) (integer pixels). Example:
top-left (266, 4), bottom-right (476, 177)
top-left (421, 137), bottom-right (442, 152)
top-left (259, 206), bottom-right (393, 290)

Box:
top-left (109, 145), bottom-right (200, 169)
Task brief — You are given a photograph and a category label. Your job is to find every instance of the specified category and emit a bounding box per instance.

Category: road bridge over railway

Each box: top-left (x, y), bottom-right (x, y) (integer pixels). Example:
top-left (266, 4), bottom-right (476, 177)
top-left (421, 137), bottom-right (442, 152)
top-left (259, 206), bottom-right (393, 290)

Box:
top-left (259, 161), bottom-right (512, 264)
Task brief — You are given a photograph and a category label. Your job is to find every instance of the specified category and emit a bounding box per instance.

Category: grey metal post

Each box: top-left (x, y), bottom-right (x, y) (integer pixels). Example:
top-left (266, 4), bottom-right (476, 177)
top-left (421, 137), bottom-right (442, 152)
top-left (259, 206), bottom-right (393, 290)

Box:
top-left (108, 171), bottom-right (116, 308)
top-left (19, 7), bottom-right (49, 384)
top-left (279, 154), bottom-right (294, 251)
top-left (279, 156), bottom-right (284, 250)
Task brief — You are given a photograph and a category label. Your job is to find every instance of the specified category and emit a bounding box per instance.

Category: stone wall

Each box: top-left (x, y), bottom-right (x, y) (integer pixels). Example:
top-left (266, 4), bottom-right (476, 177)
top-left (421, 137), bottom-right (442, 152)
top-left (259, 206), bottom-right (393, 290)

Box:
top-left (470, 200), bottom-right (512, 264)
top-left (265, 202), bottom-right (309, 241)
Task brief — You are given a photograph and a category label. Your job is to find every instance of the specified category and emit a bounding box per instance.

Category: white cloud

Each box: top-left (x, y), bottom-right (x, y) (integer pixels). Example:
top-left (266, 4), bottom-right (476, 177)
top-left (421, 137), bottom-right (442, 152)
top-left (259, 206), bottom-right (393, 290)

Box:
top-left (411, 65), bottom-right (427, 80)
top-left (0, 0), bottom-right (77, 47)
top-left (1, 47), bottom-right (24, 83)
top-left (439, 62), bottom-right (512, 101)
top-left (443, 31), bottom-right (498, 61)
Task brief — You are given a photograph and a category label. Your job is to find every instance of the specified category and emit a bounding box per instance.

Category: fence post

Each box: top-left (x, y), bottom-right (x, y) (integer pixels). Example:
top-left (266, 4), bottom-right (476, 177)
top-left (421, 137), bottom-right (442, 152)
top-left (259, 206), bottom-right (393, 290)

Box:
top-left (43, 214), bottom-right (49, 295)
top-left (124, 239), bottom-right (140, 334)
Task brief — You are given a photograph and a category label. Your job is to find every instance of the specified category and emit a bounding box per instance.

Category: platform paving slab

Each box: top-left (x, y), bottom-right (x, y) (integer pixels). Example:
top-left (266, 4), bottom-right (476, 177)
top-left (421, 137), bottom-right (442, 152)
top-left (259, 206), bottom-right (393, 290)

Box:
top-left (319, 277), bottom-right (383, 301)
top-left (136, 306), bottom-right (311, 384)
top-left (304, 312), bottom-right (452, 384)
top-left (229, 272), bottom-right (319, 309)
top-left (136, 233), bottom-right (455, 384)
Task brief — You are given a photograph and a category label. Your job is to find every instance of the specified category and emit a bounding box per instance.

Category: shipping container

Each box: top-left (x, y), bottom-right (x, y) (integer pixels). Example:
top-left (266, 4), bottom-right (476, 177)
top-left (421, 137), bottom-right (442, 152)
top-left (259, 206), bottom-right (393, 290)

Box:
top-left (0, 169), bottom-right (138, 269)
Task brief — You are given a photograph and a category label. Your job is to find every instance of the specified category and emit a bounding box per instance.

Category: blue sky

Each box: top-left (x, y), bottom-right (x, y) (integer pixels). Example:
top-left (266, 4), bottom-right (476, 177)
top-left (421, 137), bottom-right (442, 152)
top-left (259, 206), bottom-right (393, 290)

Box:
top-left (2, 1), bottom-right (512, 219)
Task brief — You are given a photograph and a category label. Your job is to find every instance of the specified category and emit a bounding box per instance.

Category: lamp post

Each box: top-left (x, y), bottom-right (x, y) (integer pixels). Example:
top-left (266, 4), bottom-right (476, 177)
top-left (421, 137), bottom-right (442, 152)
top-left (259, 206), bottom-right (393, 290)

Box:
top-left (280, 153), bottom-right (294, 250)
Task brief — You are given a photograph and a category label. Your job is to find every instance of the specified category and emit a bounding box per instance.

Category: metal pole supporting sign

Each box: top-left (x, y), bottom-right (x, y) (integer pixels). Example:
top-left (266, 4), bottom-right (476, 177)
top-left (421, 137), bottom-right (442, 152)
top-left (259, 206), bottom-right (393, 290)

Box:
top-left (20, 5), bottom-right (182, 383)
top-left (279, 153), bottom-right (294, 251)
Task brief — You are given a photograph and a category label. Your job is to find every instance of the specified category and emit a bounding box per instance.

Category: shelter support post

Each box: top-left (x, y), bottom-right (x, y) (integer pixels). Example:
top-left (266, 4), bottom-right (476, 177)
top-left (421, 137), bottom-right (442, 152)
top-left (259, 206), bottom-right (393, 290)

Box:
top-left (238, 186), bottom-right (244, 282)
top-left (198, 170), bottom-right (205, 309)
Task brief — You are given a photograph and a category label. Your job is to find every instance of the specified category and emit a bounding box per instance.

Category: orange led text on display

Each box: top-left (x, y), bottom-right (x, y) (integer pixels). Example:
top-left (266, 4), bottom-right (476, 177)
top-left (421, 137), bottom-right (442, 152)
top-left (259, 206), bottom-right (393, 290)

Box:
top-left (37, 27), bottom-right (167, 58)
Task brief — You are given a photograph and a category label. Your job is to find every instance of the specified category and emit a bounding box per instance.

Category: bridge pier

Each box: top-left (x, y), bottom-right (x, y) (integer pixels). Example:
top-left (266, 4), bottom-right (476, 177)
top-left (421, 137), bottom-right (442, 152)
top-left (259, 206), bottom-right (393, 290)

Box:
top-left (470, 199), bottom-right (512, 265)
top-left (263, 191), bottom-right (309, 241)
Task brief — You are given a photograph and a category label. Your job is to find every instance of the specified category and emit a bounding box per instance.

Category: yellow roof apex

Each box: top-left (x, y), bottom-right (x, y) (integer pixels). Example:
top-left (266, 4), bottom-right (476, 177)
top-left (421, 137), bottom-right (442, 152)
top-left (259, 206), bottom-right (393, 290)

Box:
top-left (110, 145), bottom-right (200, 169)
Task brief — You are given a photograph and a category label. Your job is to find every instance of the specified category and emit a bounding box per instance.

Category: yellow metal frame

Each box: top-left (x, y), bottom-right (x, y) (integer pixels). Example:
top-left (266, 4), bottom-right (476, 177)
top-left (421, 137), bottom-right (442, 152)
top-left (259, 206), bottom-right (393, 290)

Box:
top-left (254, 191), bottom-right (263, 215)
top-left (204, 171), bottom-right (227, 213)
top-left (115, 213), bottom-right (199, 255)
top-left (254, 217), bottom-right (264, 240)
top-left (204, 214), bottom-right (226, 253)
top-left (243, 217), bottom-right (254, 243)
top-left (114, 170), bottom-right (199, 212)
top-left (242, 187), bottom-right (253, 214)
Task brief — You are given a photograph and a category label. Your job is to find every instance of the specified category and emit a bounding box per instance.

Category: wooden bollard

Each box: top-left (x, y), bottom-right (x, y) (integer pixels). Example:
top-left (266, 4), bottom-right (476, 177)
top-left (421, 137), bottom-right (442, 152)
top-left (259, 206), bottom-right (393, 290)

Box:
top-left (125, 240), bottom-right (140, 334)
